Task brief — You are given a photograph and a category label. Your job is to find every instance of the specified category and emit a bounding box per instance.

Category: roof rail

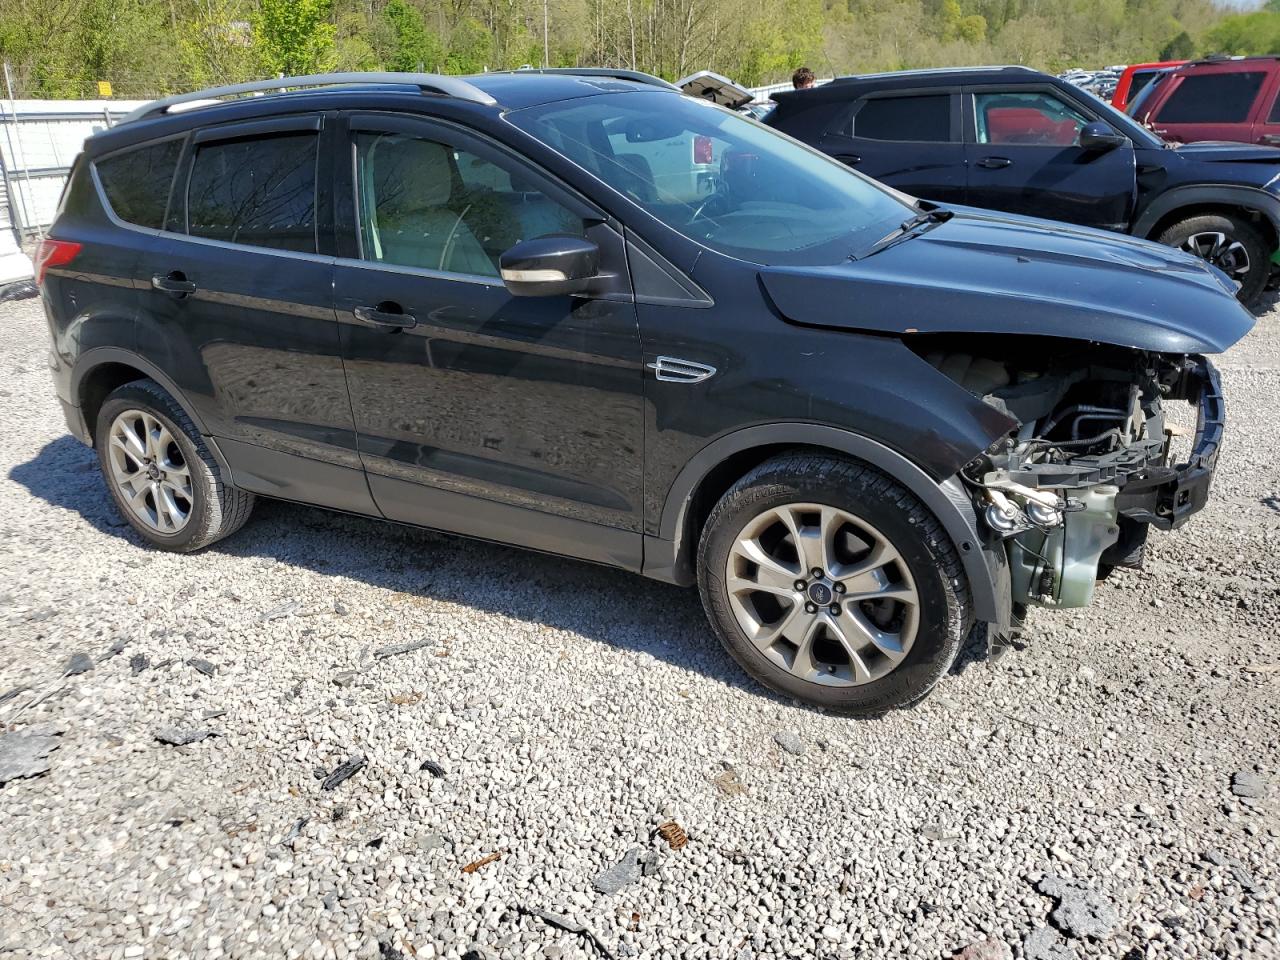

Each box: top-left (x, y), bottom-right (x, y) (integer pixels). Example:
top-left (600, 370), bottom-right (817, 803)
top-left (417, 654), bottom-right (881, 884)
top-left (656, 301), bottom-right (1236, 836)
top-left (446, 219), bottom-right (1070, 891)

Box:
top-left (500, 67), bottom-right (680, 91)
top-left (119, 72), bottom-right (498, 125)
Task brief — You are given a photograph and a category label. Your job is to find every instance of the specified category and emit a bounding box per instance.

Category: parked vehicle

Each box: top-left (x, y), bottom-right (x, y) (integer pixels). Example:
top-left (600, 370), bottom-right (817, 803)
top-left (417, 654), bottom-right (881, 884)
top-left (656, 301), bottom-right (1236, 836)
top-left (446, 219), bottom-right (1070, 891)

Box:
top-left (39, 71), bottom-right (1252, 714)
top-left (767, 65), bottom-right (1280, 304)
top-left (1128, 56), bottom-right (1280, 150)
top-left (1112, 60), bottom-right (1186, 111)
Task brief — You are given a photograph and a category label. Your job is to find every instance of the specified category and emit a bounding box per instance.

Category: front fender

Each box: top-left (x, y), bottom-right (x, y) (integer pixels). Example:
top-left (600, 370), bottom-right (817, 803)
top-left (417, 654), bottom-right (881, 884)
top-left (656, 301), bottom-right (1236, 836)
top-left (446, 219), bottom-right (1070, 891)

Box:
top-left (645, 422), bottom-right (1011, 628)
top-left (1133, 183), bottom-right (1280, 242)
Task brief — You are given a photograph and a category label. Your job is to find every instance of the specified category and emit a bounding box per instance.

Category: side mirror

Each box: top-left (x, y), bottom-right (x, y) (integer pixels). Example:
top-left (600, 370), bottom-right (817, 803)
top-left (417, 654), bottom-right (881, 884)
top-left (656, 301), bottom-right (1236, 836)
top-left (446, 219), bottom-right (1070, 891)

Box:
top-left (1079, 121), bottom-right (1126, 152)
top-left (499, 236), bottom-right (599, 297)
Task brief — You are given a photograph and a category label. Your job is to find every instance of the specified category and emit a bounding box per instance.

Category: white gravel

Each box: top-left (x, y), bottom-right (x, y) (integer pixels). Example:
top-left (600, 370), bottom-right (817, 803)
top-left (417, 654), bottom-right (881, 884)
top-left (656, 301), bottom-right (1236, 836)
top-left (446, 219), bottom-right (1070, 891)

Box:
top-left (1, 293), bottom-right (1277, 959)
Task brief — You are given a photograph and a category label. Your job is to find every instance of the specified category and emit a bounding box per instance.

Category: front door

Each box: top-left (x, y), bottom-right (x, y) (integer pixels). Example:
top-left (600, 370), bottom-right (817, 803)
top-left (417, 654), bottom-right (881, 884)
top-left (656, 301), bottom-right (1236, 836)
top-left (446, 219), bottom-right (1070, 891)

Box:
top-left (134, 113), bottom-right (375, 515)
top-left (331, 113), bottom-right (645, 568)
top-left (963, 87), bottom-right (1136, 231)
top-left (816, 90), bottom-right (967, 204)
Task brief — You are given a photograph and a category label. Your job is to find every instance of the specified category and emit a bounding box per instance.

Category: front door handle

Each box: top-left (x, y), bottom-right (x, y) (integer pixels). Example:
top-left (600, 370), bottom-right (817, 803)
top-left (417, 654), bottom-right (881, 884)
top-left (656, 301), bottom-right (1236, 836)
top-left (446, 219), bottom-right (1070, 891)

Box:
top-left (977, 156), bottom-right (1013, 169)
top-left (152, 271), bottom-right (196, 298)
top-left (835, 153), bottom-right (862, 166)
top-left (353, 302), bottom-right (417, 330)
top-left (1261, 134), bottom-right (1280, 146)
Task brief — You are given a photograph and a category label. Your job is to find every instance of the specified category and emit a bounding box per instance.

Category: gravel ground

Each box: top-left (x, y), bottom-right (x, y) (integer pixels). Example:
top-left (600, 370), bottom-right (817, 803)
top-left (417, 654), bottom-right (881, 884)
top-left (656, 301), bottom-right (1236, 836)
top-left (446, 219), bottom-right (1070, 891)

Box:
top-left (1, 293), bottom-right (1277, 960)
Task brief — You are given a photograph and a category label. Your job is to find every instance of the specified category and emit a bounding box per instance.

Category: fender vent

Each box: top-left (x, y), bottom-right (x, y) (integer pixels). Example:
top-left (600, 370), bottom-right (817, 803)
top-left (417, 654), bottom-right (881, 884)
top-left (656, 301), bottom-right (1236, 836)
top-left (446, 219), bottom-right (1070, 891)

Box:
top-left (647, 356), bottom-right (716, 383)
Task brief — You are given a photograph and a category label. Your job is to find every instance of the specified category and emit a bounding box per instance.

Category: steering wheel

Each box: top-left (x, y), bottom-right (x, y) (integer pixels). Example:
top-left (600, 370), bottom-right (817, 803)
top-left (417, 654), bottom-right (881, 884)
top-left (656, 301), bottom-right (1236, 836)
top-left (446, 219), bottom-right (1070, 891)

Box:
top-left (689, 192), bottom-right (729, 230)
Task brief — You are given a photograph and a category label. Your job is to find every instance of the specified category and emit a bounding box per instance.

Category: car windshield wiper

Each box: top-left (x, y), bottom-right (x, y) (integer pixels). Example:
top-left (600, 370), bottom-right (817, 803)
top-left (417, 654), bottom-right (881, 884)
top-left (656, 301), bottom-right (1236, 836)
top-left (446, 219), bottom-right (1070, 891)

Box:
top-left (857, 207), bottom-right (954, 259)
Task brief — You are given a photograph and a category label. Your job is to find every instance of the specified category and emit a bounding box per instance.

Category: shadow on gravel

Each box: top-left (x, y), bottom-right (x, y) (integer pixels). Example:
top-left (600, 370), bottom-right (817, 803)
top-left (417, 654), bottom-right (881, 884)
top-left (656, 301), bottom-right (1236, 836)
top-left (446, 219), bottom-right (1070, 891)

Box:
top-left (11, 436), bottom-right (785, 703)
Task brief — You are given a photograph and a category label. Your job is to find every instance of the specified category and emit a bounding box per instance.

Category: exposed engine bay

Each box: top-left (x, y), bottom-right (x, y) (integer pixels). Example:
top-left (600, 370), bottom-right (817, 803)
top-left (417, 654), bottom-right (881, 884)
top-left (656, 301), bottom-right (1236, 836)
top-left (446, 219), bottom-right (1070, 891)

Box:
top-left (915, 337), bottom-right (1224, 610)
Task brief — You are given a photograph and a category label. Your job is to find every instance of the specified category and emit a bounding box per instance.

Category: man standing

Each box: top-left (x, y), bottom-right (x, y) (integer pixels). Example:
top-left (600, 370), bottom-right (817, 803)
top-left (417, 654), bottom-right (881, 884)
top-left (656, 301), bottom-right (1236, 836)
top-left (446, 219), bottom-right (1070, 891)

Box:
top-left (792, 67), bottom-right (815, 90)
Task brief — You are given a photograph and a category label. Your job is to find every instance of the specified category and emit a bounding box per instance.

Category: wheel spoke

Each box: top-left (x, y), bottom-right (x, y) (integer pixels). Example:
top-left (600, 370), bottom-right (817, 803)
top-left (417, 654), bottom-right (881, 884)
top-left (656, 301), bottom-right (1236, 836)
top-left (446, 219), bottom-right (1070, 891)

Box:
top-left (840, 605), bottom-right (908, 665)
top-left (824, 613), bottom-right (874, 683)
top-left (732, 536), bottom-right (801, 586)
top-left (748, 598), bottom-right (805, 648)
top-left (789, 614), bottom-right (825, 680)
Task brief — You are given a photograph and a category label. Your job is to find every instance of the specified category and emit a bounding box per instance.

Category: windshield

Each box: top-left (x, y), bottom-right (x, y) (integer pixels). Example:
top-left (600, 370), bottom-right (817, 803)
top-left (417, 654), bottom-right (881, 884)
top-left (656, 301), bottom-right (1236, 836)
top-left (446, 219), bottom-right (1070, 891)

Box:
top-left (1081, 85), bottom-right (1165, 147)
top-left (507, 91), bottom-right (913, 264)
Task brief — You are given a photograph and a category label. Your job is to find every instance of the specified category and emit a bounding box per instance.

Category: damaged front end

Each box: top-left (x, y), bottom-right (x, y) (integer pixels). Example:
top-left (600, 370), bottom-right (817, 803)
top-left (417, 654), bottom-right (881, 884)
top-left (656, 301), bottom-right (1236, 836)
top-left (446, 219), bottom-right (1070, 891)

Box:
top-left (919, 338), bottom-right (1224, 611)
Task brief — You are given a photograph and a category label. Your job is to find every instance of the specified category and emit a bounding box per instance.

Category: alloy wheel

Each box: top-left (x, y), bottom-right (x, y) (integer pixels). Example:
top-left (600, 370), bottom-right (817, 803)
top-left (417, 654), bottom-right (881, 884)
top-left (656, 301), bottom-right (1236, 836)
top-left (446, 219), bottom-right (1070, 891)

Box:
top-left (1180, 231), bottom-right (1251, 291)
top-left (106, 409), bottom-right (194, 534)
top-left (725, 502), bottom-right (919, 686)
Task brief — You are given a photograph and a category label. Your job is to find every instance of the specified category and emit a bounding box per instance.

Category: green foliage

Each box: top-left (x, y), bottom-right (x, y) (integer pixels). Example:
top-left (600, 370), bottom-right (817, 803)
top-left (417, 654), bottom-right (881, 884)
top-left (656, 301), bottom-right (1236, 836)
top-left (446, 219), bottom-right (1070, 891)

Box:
top-left (1158, 29), bottom-right (1193, 61)
top-left (383, 0), bottom-right (445, 71)
top-left (252, 0), bottom-right (336, 76)
top-left (0, 0), bottom-right (1256, 98)
top-left (1205, 10), bottom-right (1280, 56)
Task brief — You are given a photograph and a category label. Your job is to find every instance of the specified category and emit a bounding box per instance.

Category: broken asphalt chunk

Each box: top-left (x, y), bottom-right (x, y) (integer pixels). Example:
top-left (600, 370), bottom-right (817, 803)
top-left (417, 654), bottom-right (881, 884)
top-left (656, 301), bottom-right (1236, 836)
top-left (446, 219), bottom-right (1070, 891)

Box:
top-left (593, 847), bottom-right (645, 895)
top-left (187, 658), bottom-right (216, 677)
top-left (0, 730), bottom-right (63, 785)
top-left (63, 652), bottom-right (94, 677)
top-left (1036, 875), bottom-right (1119, 941)
top-left (419, 760), bottom-right (446, 778)
top-left (130, 654), bottom-right (150, 675)
top-left (154, 727), bottom-right (217, 746)
top-left (373, 639), bottom-right (430, 659)
top-left (259, 599), bottom-right (302, 622)
top-left (321, 755), bottom-right (367, 791)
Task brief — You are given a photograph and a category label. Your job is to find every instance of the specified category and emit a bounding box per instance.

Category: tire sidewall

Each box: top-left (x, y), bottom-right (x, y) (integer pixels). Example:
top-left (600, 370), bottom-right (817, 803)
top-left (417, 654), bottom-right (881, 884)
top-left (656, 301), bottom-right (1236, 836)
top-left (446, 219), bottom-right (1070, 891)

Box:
top-left (699, 468), bottom-right (964, 714)
top-left (1159, 214), bottom-right (1268, 305)
top-left (95, 388), bottom-right (213, 550)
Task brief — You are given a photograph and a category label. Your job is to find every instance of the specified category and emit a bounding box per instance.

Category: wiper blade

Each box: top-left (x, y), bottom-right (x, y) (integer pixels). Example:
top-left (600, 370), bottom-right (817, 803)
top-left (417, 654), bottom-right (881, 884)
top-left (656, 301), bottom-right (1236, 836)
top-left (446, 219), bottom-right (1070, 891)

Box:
top-left (858, 207), bottom-right (954, 259)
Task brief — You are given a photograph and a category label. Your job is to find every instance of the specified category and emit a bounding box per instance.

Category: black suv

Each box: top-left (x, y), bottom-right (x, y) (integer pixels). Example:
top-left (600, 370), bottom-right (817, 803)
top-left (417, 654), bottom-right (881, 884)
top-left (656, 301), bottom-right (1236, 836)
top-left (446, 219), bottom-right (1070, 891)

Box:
top-left (766, 65), bottom-right (1280, 304)
top-left (38, 70), bottom-right (1252, 714)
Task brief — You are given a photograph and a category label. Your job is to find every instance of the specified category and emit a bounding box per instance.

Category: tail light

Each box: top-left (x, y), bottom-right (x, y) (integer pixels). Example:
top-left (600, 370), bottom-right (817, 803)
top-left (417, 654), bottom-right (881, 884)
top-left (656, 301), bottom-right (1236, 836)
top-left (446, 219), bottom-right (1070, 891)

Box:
top-left (693, 135), bottom-right (714, 165)
top-left (34, 238), bottom-right (82, 286)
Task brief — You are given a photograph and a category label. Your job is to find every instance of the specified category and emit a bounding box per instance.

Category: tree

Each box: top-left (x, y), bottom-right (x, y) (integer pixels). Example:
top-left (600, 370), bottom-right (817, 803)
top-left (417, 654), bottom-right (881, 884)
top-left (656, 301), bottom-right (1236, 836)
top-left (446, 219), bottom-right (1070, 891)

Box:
top-left (1158, 29), bottom-right (1193, 61)
top-left (252, 0), bottom-right (336, 76)
top-left (383, 0), bottom-right (445, 71)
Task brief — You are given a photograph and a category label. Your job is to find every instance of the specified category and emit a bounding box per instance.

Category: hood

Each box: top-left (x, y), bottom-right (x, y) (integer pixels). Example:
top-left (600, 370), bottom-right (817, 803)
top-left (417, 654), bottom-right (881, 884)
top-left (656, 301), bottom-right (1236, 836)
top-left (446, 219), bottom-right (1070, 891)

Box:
top-left (1172, 141), bottom-right (1280, 165)
top-left (759, 209), bottom-right (1255, 354)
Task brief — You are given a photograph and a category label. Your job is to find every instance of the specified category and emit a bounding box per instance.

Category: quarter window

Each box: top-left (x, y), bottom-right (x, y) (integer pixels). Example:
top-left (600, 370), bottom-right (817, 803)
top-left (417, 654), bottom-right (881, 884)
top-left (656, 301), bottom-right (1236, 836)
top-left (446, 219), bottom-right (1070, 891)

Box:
top-left (1156, 72), bottom-right (1266, 124)
top-left (975, 91), bottom-right (1089, 146)
top-left (96, 138), bottom-right (183, 229)
top-left (852, 95), bottom-right (952, 141)
top-left (354, 131), bottom-right (583, 277)
top-left (186, 132), bottom-right (318, 253)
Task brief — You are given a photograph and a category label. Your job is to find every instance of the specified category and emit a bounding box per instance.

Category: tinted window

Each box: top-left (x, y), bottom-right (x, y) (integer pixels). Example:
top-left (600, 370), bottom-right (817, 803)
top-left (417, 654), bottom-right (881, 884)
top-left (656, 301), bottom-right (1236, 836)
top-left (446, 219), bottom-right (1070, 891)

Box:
top-left (96, 138), bottom-right (182, 228)
top-left (1128, 70), bottom-right (1161, 99)
top-left (354, 132), bottom-right (583, 277)
top-left (1156, 72), bottom-right (1265, 124)
top-left (975, 91), bottom-right (1089, 146)
top-left (186, 133), bottom-right (317, 252)
top-left (853, 95), bottom-right (951, 141)
top-left (1269, 92), bottom-right (1280, 124)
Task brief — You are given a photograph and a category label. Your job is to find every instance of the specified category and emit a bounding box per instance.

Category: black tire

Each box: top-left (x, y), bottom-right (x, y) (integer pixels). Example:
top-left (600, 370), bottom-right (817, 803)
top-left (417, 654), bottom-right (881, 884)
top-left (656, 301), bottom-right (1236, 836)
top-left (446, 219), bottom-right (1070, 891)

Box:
top-left (95, 379), bottom-right (254, 552)
top-left (697, 453), bottom-right (971, 716)
top-left (1158, 213), bottom-right (1270, 306)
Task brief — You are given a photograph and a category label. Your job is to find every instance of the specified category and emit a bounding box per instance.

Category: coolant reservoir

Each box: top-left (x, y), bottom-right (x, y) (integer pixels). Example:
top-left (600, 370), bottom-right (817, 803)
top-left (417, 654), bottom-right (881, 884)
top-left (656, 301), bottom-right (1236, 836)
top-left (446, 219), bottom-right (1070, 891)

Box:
top-left (1010, 485), bottom-right (1120, 608)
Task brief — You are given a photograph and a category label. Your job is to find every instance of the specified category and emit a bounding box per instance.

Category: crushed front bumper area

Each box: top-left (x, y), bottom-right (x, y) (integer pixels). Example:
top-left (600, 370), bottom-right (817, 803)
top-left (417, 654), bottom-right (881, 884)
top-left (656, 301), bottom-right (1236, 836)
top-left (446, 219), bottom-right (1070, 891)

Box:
top-left (976, 355), bottom-right (1223, 610)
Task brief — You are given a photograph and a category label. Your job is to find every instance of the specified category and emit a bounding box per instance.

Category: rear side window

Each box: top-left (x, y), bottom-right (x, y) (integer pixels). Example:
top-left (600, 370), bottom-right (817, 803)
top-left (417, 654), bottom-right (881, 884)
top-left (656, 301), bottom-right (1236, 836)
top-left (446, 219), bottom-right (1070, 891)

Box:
top-left (185, 133), bottom-right (318, 253)
top-left (852, 95), bottom-right (952, 141)
top-left (1156, 72), bottom-right (1266, 124)
top-left (96, 139), bottom-right (182, 229)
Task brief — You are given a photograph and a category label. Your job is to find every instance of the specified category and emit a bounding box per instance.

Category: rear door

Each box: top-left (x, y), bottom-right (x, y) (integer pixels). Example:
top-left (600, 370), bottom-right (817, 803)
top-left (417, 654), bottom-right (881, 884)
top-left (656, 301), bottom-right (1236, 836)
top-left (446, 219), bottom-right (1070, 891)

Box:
top-left (1148, 67), bottom-right (1269, 144)
top-left (963, 85), bottom-right (1136, 231)
top-left (331, 112), bottom-right (645, 567)
top-left (135, 113), bottom-right (374, 515)
top-left (1250, 67), bottom-right (1280, 147)
top-left (814, 89), bottom-right (967, 203)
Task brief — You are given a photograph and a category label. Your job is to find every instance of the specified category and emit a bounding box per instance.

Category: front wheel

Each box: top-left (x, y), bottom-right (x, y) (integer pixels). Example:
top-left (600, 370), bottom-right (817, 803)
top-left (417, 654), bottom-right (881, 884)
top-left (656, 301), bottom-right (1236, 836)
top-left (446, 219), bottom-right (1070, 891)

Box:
top-left (697, 454), bottom-right (971, 715)
top-left (1158, 213), bottom-right (1270, 306)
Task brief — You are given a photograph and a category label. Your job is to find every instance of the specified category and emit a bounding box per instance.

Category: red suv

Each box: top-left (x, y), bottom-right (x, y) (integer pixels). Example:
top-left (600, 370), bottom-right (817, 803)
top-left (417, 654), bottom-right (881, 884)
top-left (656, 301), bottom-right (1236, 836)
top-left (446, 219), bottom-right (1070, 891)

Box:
top-left (1133, 56), bottom-right (1280, 146)
top-left (1112, 59), bottom-right (1187, 112)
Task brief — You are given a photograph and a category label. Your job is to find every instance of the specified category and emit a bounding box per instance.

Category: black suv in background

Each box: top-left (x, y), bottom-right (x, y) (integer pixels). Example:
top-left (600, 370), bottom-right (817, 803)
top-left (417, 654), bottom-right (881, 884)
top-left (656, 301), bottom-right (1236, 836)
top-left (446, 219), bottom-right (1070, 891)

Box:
top-left (767, 66), bottom-right (1280, 304)
top-left (39, 71), bottom-right (1252, 714)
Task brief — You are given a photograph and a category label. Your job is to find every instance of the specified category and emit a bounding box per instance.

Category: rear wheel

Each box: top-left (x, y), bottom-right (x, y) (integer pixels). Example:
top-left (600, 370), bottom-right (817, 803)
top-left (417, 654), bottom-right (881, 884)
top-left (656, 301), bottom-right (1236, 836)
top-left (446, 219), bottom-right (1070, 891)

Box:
top-left (697, 453), bottom-right (971, 715)
top-left (1158, 213), bottom-right (1269, 306)
top-left (95, 379), bottom-right (254, 552)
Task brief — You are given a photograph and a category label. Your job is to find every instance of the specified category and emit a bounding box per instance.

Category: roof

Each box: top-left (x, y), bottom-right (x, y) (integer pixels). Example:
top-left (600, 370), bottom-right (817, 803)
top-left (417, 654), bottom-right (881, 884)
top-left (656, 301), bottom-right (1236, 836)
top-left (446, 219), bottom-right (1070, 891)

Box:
top-left (770, 65), bottom-right (1051, 104)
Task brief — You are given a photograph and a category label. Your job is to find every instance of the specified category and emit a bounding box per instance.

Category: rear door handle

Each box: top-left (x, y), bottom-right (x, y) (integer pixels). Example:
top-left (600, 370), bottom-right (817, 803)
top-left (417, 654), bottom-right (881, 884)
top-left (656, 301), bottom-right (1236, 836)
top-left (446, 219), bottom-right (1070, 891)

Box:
top-left (151, 271), bottom-right (196, 297)
top-left (977, 156), bottom-right (1012, 169)
top-left (835, 153), bottom-right (862, 166)
top-left (353, 302), bottom-right (417, 330)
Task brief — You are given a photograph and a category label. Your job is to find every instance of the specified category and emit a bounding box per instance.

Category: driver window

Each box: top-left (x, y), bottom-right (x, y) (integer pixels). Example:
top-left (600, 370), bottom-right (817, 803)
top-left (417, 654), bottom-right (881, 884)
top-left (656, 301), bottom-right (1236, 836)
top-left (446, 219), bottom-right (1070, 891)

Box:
top-left (354, 131), bottom-right (584, 278)
top-left (975, 91), bottom-right (1089, 146)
